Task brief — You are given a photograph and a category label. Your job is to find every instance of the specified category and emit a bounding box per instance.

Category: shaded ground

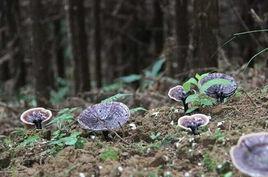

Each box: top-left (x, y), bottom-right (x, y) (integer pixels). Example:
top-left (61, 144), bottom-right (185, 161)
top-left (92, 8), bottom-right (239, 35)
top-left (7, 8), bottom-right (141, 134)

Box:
top-left (0, 85), bottom-right (268, 177)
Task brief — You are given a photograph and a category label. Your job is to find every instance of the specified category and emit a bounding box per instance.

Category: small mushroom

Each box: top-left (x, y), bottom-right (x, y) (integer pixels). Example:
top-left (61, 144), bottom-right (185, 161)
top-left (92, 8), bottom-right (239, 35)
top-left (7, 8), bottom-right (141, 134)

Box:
top-left (178, 114), bottom-right (210, 135)
top-left (168, 85), bottom-right (188, 112)
top-left (78, 102), bottom-right (130, 139)
top-left (230, 132), bottom-right (268, 177)
top-left (199, 73), bottom-right (237, 102)
top-left (20, 107), bottom-right (52, 129)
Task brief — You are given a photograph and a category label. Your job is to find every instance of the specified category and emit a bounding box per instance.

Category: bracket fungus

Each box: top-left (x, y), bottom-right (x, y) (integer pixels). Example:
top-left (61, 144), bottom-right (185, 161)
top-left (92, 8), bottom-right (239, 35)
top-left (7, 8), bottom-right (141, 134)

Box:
top-left (199, 73), bottom-right (237, 103)
top-left (230, 132), bottom-right (268, 177)
top-left (178, 114), bottom-right (210, 135)
top-left (78, 102), bottom-right (130, 132)
top-left (168, 85), bottom-right (188, 112)
top-left (20, 107), bottom-right (52, 129)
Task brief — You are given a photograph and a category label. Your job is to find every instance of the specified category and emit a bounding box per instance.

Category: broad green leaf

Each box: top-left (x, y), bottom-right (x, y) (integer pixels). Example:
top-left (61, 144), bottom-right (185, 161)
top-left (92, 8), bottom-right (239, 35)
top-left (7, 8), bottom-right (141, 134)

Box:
top-left (223, 172), bottom-right (233, 177)
top-left (196, 73), bottom-right (209, 81)
top-left (183, 78), bottom-right (198, 92)
top-left (119, 74), bottom-right (142, 83)
top-left (130, 107), bottom-right (147, 114)
top-left (200, 78), bottom-right (231, 93)
top-left (185, 93), bottom-right (199, 104)
top-left (101, 93), bottom-right (132, 103)
top-left (151, 58), bottom-right (165, 77)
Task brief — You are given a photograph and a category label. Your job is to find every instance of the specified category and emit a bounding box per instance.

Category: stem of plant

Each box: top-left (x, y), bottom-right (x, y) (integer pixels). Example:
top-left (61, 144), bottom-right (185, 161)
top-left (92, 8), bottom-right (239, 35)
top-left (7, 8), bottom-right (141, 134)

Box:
top-left (182, 99), bottom-right (188, 113)
top-left (33, 120), bottom-right (42, 129)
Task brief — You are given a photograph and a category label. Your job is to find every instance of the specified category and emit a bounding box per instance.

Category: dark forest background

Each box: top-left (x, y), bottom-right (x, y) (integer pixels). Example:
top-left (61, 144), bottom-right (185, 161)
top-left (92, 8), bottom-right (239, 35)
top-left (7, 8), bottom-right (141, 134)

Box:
top-left (0, 0), bottom-right (268, 106)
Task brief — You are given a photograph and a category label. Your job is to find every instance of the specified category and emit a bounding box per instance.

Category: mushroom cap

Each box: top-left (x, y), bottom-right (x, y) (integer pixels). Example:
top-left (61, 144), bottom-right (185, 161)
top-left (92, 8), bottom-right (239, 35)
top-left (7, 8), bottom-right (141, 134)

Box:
top-left (78, 102), bottom-right (130, 131)
top-left (230, 132), bottom-right (268, 177)
top-left (168, 85), bottom-right (187, 102)
top-left (20, 107), bottom-right (52, 125)
top-left (178, 114), bottom-right (210, 130)
top-left (199, 73), bottom-right (237, 99)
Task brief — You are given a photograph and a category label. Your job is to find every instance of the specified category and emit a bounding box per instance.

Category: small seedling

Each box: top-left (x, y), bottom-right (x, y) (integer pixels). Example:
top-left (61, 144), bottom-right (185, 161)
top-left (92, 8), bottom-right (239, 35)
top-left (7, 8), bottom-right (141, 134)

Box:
top-left (203, 152), bottom-right (217, 172)
top-left (150, 132), bottom-right (161, 141)
top-left (99, 147), bottom-right (119, 161)
top-left (214, 128), bottom-right (225, 143)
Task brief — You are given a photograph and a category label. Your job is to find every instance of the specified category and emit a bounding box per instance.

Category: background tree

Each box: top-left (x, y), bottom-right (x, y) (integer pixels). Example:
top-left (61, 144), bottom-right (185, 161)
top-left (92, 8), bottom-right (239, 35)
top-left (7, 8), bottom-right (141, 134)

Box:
top-left (66, 0), bottom-right (90, 93)
top-left (29, 0), bottom-right (53, 106)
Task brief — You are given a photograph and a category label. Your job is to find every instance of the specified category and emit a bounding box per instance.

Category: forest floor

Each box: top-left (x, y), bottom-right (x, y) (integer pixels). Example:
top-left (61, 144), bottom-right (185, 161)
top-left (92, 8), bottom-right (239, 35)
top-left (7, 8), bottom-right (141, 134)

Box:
top-left (0, 75), bottom-right (268, 177)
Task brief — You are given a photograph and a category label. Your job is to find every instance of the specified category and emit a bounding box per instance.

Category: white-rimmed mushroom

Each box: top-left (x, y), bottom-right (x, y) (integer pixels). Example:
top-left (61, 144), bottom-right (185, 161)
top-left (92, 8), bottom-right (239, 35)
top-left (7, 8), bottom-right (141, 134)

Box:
top-left (178, 114), bottom-right (210, 135)
top-left (20, 107), bottom-right (52, 129)
top-left (230, 132), bottom-right (268, 177)
top-left (168, 85), bottom-right (188, 112)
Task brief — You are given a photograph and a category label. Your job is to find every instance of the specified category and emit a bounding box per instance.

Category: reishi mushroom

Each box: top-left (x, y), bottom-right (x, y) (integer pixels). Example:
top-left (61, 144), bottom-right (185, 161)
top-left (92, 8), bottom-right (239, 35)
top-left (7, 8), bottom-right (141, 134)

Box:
top-left (178, 114), bottom-right (210, 135)
top-left (20, 107), bottom-right (52, 129)
top-left (230, 132), bottom-right (268, 177)
top-left (168, 85), bottom-right (188, 112)
top-left (199, 73), bottom-right (237, 103)
top-left (78, 102), bottom-right (130, 139)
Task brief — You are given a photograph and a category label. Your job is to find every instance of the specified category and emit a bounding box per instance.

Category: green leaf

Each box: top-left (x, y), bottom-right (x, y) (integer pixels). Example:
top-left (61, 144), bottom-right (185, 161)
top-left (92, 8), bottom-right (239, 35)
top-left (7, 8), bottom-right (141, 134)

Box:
top-left (119, 74), bottom-right (141, 83)
top-left (130, 107), bottom-right (147, 114)
top-left (19, 135), bottom-right (40, 147)
top-left (47, 112), bottom-right (73, 126)
top-left (101, 93), bottom-right (132, 103)
top-left (223, 172), bottom-right (233, 177)
top-left (200, 78), bottom-right (231, 93)
top-left (185, 93), bottom-right (199, 104)
top-left (151, 58), bottom-right (165, 77)
top-left (183, 78), bottom-right (198, 92)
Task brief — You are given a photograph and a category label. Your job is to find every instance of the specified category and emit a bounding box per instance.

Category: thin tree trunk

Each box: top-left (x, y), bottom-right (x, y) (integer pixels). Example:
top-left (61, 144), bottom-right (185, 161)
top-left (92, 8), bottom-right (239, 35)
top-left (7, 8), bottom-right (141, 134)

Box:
top-left (175, 0), bottom-right (189, 72)
top-left (192, 0), bottom-right (219, 68)
top-left (54, 19), bottom-right (65, 78)
top-left (94, 0), bottom-right (102, 88)
top-left (29, 0), bottom-right (52, 106)
top-left (66, 0), bottom-right (90, 93)
top-left (6, 0), bottom-right (26, 90)
top-left (152, 0), bottom-right (164, 56)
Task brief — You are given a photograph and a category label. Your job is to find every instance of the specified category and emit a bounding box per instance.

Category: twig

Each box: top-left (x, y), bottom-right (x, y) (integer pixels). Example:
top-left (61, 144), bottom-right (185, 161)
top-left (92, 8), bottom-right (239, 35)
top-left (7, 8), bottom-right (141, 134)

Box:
top-left (240, 89), bottom-right (258, 108)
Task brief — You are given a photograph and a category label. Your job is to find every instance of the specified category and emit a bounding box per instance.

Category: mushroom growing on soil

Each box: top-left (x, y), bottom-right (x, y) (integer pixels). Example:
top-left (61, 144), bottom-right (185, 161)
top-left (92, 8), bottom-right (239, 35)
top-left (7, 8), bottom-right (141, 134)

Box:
top-left (178, 114), bottom-right (210, 135)
top-left (230, 132), bottom-right (268, 177)
top-left (199, 73), bottom-right (237, 103)
top-left (78, 102), bottom-right (130, 139)
top-left (168, 85), bottom-right (188, 112)
top-left (20, 107), bottom-right (52, 129)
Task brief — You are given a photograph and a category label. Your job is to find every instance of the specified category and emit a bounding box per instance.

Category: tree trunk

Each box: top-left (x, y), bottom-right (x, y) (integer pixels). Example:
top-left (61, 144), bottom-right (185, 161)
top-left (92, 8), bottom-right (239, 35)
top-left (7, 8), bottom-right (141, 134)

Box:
top-left (29, 0), bottom-right (52, 106)
top-left (175, 0), bottom-right (189, 72)
top-left (152, 0), bottom-right (164, 56)
top-left (54, 19), bottom-right (65, 78)
top-left (94, 0), bottom-right (102, 88)
top-left (66, 0), bottom-right (90, 93)
top-left (6, 0), bottom-right (26, 90)
top-left (192, 0), bottom-right (219, 68)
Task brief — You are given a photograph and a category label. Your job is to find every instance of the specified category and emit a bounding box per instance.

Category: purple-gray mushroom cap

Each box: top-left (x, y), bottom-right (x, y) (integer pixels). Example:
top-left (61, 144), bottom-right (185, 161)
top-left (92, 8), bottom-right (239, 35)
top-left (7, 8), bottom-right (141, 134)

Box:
top-left (168, 85), bottom-right (187, 102)
top-left (199, 73), bottom-right (237, 99)
top-left (178, 114), bottom-right (210, 130)
top-left (78, 102), bottom-right (130, 131)
top-left (230, 132), bottom-right (268, 177)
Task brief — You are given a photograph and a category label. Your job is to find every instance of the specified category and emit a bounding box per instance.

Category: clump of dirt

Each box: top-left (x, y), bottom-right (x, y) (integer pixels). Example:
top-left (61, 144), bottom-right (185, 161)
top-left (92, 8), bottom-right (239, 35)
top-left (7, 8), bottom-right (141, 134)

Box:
top-left (0, 87), bottom-right (268, 177)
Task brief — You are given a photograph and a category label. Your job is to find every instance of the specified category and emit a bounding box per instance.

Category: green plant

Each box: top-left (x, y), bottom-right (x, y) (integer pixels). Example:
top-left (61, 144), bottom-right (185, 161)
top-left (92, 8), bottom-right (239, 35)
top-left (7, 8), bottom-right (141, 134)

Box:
top-left (150, 132), bottom-right (161, 141)
top-left (214, 128), bottom-right (225, 143)
top-left (49, 131), bottom-right (85, 149)
top-left (203, 152), bottom-right (217, 172)
top-left (182, 73), bottom-right (232, 113)
top-left (99, 147), bottom-right (119, 161)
